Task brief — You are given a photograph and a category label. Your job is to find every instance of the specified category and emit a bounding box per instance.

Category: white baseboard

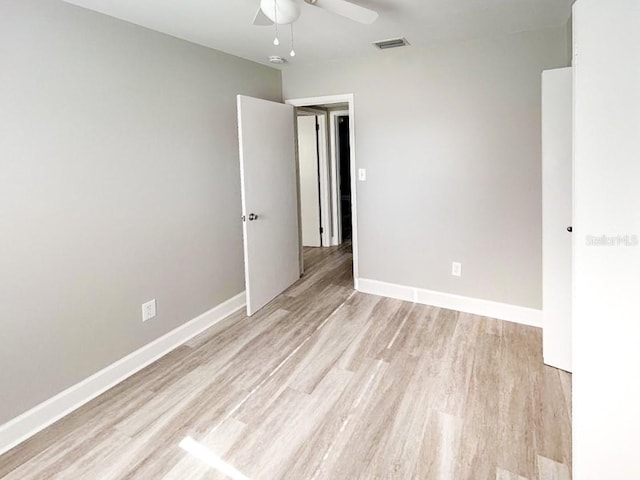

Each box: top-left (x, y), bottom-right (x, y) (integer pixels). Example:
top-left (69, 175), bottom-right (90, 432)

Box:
top-left (0, 292), bottom-right (246, 456)
top-left (357, 278), bottom-right (542, 328)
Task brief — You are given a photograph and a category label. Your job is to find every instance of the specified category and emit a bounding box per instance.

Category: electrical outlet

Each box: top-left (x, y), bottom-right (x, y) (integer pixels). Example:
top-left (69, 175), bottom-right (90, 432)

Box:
top-left (358, 168), bottom-right (366, 181)
top-left (142, 299), bottom-right (157, 322)
top-left (452, 262), bottom-right (462, 277)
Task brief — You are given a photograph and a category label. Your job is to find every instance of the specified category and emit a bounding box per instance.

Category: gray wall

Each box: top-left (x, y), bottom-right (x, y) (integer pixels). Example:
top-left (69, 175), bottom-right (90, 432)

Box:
top-left (567, 15), bottom-right (573, 64)
top-left (283, 27), bottom-right (569, 309)
top-left (0, 0), bottom-right (281, 424)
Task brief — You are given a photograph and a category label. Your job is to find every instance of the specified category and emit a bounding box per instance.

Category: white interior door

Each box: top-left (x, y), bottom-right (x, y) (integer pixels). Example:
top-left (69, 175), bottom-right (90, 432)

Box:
top-left (542, 67), bottom-right (573, 372)
top-left (237, 95), bottom-right (300, 316)
top-left (297, 115), bottom-right (322, 247)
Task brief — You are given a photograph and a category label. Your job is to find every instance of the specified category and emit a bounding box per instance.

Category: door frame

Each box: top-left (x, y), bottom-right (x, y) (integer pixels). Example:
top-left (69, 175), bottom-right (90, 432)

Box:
top-left (285, 94), bottom-right (359, 289)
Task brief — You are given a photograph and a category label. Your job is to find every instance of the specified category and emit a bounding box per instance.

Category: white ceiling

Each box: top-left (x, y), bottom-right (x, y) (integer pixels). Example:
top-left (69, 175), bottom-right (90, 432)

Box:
top-left (63, 0), bottom-right (573, 68)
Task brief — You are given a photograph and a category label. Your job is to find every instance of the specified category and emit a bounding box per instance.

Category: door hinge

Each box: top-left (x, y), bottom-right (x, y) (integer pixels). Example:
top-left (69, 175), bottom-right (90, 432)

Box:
top-left (320, 227), bottom-right (324, 234)
top-left (316, 123), bottom-right (320, 131)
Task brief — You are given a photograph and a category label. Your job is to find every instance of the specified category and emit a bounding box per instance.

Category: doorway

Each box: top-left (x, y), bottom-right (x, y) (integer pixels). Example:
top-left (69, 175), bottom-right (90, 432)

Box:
top-left (287, 94), bottom-right (359, 289)
top-left (332, 112), bottom-right (352, 244)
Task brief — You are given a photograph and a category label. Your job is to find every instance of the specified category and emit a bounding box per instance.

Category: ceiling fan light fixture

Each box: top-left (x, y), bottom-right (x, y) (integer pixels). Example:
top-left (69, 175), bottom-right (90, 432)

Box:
top-left (260, 0), bottom-right (301, 25)
top-left (253, 0), bottom-right (381, 60)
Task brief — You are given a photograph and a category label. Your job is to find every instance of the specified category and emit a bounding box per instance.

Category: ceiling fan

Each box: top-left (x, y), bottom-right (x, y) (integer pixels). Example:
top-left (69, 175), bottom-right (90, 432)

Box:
top-left (252, 0), bottom-right (379, 27)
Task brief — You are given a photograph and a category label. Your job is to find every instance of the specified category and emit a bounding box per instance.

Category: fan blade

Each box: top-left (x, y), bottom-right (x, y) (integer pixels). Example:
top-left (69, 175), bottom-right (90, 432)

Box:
top-left (252, 6), bottom-right (273, 26)
top-left (309, 0), bottom-right (378, 24)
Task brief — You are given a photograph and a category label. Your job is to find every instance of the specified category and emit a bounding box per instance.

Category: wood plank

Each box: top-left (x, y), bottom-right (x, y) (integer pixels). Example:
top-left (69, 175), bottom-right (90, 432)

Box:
top-left (0, 245), bottom-right (572, 480)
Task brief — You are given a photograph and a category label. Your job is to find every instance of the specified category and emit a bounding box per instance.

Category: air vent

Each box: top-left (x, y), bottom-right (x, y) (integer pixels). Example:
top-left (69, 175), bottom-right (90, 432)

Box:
top-left (372, 37), bottom-right (410, 50)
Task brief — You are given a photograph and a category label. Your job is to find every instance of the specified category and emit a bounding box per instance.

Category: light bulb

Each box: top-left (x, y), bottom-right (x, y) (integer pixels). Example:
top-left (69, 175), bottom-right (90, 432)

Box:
top-left (273, 37), bottom-right (280, 46)
top-left (290, 49), bottom-right (296, 57)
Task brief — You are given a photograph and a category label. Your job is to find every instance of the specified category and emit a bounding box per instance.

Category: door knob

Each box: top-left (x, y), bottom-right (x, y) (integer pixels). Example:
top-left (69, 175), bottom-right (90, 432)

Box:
top-left (248, 213), bottom-right (259, 221)
top-left (567, 226), bottom-right (573, 232)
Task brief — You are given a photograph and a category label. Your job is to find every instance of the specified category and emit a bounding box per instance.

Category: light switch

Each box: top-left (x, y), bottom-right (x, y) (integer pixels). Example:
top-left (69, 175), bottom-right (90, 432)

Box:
top-left (358, 168), bottom-right (366, 181)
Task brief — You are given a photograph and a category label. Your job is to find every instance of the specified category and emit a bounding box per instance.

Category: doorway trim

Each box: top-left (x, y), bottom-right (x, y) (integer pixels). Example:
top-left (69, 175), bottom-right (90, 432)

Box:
top-left (285, 94), bottom-right (359, 289)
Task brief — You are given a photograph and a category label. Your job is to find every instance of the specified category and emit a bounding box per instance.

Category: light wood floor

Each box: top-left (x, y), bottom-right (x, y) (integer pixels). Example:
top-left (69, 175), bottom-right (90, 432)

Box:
top-left (0, 244), bottom-right (572, 479)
